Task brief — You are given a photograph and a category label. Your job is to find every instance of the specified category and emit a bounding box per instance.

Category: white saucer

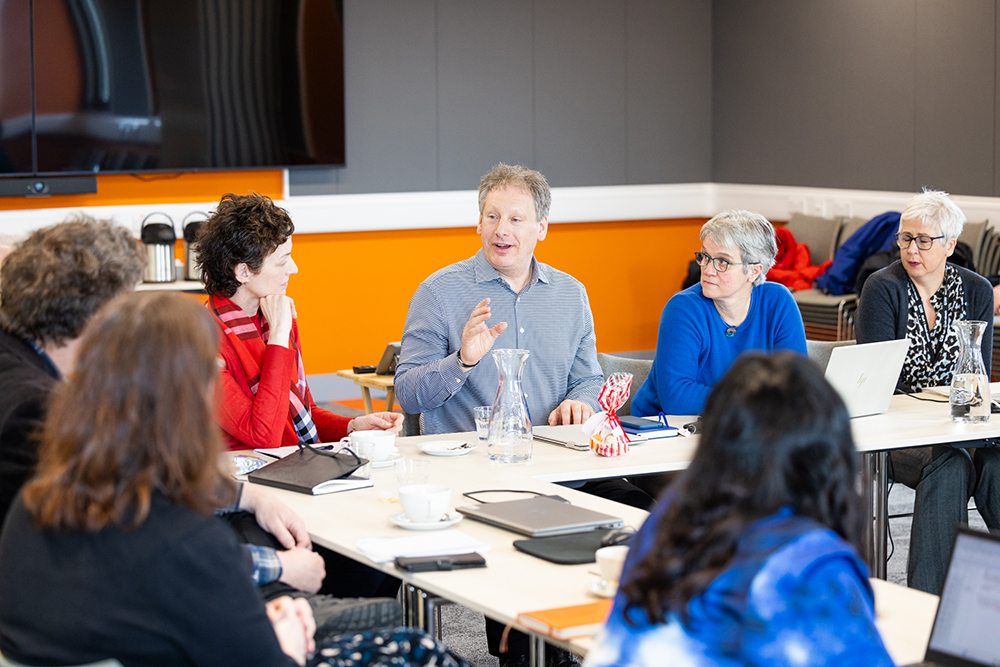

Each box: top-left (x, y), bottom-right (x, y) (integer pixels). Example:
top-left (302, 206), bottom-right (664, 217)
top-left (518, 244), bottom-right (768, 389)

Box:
top-left (389, 512), bottom-right (463, 531)
top-left (371, 455), bottom-right (403, 469)
top-left (417, 440), bottom-right (478, 457)
top-left (588, 574), bottom-right (618, 598)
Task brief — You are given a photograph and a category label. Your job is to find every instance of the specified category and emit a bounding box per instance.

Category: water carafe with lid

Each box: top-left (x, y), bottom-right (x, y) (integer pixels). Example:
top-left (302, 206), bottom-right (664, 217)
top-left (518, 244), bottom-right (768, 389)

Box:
top-left (487, 348), bottom-right (532, 463)
top-left (950, 320), bottom-right (991, 423)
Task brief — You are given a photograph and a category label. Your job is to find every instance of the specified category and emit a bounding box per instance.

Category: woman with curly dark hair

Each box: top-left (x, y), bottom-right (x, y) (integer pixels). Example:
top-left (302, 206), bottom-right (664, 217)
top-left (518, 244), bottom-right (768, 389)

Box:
top-left (196, 193), bottom-right (401, 449)
top-left (586, 353), bottom-right (892, 667)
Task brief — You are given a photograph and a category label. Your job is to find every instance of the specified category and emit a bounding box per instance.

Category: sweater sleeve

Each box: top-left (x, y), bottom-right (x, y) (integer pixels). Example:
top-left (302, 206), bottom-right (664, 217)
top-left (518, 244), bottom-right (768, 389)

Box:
top-left (856, 268), bottom-right (910, 391)
top-left (648, 294), bottom-right (713, 415)
top-left (769, 285), bottom-right (808, 355)
top-left (217, 343), bottom-right (296, 449)
top-left (964, 269), bottom-right (995, 377)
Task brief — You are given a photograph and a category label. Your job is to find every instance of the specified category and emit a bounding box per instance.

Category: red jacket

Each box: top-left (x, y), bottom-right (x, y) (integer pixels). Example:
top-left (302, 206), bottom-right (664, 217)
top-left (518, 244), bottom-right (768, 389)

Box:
top-left (216, 319), bottom-right (350, 449)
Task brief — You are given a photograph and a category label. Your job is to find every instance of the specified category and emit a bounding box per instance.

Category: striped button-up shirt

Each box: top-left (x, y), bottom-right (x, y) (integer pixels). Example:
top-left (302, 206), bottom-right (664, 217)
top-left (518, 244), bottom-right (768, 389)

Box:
top-left (396, 250), bottom-right (603, 435)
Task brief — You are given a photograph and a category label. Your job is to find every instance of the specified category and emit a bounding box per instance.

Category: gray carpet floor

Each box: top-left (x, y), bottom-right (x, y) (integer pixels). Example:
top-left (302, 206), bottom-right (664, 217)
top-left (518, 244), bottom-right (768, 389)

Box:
top-left (318, 401), bottom-right (973, 663)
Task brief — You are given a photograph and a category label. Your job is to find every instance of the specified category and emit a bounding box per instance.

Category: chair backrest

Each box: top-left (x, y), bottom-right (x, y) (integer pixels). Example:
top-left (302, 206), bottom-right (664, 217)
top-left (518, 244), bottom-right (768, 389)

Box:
top-left (596, 353), bottom-right (653, 416)
top-left (978, 227), bottom-right (1000, 277)
top-left (958, 219), bottom-right (989, 270)
top-left (835, 216), bottom-right (869, 253)
top-left (785, 213), bottom-right (843, 265)
top-left (401, 411), bottom-right (422, 437)
top-left (806, 339), bottom-right (856, 373)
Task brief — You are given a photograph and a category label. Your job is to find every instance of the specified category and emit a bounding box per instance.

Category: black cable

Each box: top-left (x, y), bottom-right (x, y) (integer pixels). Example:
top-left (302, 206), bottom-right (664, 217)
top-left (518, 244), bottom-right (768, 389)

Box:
top-left (903, 392), bottom-right (949, 403)
top-left (461, 489), bottom-right (545, 504)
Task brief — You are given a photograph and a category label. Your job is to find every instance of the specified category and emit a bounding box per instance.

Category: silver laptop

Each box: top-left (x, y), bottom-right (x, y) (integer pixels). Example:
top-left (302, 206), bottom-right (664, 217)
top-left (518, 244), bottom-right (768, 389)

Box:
top-left (910, 526), bottom-right (1000, 666)
top-left (824, 339), bottom-right (909, 418)
top-left (532, 424), bottom-right (647, 451)
top-left (456, 495), bottom-right (624, 537)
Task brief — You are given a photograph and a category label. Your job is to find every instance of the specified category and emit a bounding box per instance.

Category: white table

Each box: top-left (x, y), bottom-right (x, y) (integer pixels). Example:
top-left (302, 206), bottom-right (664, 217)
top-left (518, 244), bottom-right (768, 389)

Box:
top-left (849, 385), bottom-right (1000, 577)
top-left (237, 429), bottom-right (942, 664)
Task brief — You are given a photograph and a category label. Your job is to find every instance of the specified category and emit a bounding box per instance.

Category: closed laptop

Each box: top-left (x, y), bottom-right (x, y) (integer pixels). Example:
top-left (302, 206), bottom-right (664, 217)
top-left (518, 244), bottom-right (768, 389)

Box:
top-left (456, 495), bottom-right (624, 537)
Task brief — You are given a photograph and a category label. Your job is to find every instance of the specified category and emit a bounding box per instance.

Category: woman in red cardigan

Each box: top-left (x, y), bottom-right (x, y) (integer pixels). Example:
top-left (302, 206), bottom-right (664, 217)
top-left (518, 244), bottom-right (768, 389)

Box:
top-left (197, 193), bottom-right (402, 450)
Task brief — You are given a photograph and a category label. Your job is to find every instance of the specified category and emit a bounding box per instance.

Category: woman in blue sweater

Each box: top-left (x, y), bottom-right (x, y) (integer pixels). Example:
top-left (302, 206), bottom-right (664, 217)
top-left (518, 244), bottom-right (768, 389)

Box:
top-left (587, 353), bottom-right (893, 667)
top-left (631, 210), bottom-right (806, 417)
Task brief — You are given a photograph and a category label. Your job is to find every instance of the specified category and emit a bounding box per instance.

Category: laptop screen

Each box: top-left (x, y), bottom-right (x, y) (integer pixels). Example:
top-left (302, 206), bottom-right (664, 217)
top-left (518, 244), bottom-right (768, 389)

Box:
top-left (926, 528), bottom-right (1000, 665)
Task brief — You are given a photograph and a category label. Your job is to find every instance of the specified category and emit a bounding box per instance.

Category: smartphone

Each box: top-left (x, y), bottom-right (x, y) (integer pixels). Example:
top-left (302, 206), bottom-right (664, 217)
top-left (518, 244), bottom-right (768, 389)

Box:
top-left (394, 553), bottom-right (486, 572)
top-left (618, 415), bottom-right (664, 431)
top-left (353, 365), bottom-right (377, 374)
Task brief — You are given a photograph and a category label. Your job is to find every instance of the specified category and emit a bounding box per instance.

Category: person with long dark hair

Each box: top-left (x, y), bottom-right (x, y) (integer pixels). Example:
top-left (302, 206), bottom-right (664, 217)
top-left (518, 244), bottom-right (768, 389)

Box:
top-left (0, 292), bottom-right (466, 667)
top-left (586, 353), bottom-right (892, 666)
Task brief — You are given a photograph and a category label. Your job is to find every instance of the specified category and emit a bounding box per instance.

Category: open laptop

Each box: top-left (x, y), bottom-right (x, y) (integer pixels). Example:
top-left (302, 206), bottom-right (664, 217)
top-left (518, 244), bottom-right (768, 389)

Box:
top-left (909, 526), bottom-right (1000, 666)
top-left (456, 494), bottom-right (624, 537)
top-left (375, 342), bottom-right (400, 375)
top-left (824, 339), bottom-right (909, 418)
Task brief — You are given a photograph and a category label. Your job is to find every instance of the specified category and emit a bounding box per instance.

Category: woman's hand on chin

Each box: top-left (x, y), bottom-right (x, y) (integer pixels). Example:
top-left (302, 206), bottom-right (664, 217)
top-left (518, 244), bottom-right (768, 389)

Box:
top-left (259, 295), bottom-right (296, 348)
top-left (347, 411), bottom-right (404, 434)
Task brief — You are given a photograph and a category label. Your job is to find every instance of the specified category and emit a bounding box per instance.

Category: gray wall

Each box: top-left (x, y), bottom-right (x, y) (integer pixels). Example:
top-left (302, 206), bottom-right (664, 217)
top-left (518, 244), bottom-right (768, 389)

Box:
top-left (289, 0), bottom-right (713, 195)
top-left (713, 0), bottom-right (999, 197)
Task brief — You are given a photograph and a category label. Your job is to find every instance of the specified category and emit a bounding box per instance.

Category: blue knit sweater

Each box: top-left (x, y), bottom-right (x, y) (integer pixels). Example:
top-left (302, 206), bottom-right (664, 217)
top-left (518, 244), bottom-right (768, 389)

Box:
top-left (631, 282), bottom-right (807, 416)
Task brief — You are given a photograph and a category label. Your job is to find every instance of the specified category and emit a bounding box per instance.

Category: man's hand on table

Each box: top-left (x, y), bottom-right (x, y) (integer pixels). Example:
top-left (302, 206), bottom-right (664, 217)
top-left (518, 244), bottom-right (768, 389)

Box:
top-left (547, 399), bottom-right (594, 425)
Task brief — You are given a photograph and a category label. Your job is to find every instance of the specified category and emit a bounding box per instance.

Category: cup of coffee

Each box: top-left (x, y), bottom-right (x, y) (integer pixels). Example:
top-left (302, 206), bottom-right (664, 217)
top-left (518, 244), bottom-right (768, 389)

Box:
top-left (398, 484), bottom-right (451, 524)
top-left (595, 545), bottom-right (630, 587)
top-left (341, 430), bottom-right (397, 463)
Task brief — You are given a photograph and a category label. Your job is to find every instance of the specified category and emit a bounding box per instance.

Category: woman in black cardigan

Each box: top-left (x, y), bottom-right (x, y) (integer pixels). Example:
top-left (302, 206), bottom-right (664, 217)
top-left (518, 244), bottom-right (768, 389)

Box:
top-left (856, 189), bottom-right (1000, 595)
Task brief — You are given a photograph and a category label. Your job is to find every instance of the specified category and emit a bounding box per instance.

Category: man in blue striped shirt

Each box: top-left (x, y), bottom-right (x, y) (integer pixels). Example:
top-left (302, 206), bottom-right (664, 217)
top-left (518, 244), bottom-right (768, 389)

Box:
top-left (396, 163), bottom-right (603, 436)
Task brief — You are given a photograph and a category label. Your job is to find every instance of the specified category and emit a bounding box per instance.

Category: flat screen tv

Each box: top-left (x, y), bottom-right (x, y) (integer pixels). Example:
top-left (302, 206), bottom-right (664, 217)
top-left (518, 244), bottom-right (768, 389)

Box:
top-left (0, 0), bottom-right (345, 177)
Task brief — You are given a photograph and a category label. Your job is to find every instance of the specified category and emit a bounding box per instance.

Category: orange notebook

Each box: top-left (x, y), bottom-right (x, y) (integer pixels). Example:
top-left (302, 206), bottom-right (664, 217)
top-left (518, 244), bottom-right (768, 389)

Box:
top-left (516, 599), bottom-right (613, 640)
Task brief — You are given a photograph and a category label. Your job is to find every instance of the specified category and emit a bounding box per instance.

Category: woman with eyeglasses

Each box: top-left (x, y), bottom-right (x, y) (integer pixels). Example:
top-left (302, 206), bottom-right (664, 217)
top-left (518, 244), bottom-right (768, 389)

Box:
top-left (856, 189), bottom-right (1000, 595)
top-left (631, 210), bottom-right (807, 417)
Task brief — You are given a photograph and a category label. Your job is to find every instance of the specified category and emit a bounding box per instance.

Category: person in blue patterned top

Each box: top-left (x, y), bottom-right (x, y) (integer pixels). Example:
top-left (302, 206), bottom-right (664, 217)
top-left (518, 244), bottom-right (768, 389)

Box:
top-left (587, 353), bottom-right (893, 667)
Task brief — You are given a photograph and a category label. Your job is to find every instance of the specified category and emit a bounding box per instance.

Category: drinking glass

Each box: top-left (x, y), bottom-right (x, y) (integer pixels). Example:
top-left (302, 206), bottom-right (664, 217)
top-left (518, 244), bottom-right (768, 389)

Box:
top-left (395, 459), bottom-right (429, 491)
top-left (474, 406), bottom-right (492, 442)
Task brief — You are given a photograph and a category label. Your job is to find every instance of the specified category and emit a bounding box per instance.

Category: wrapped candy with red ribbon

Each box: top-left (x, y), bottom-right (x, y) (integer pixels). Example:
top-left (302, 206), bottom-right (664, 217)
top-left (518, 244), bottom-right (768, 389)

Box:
top-left (583, 372), bottom-right (633, 457)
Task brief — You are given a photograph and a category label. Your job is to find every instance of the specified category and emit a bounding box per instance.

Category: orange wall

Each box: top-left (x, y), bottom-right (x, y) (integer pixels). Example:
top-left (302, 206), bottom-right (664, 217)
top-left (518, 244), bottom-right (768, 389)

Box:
top-left (288, 218), bottom-right (706, 374)
top-left (0, 171), bottom-right (705, 374)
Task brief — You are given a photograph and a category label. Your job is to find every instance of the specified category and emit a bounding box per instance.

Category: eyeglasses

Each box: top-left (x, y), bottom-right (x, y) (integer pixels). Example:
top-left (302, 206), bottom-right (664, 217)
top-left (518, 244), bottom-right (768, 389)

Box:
top-left (894, 233), bottom-right (945, 250)
top-left (694, 251), bottom-right (752, 273)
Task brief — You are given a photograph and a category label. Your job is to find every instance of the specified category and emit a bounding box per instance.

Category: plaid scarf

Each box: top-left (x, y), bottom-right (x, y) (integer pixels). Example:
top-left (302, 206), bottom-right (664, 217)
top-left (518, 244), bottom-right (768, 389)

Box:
top-left (209, 295), bottom-right (319, 444)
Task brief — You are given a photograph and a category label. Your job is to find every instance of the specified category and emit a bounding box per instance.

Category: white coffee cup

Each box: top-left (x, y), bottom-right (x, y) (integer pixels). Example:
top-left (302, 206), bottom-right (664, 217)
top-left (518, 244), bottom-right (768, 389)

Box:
top-left (341, 430), bottom-right (397, 462)
top-left (595, 545), bottom-right (630, 585)
top-left (398, 484), bottom-right (451, 524)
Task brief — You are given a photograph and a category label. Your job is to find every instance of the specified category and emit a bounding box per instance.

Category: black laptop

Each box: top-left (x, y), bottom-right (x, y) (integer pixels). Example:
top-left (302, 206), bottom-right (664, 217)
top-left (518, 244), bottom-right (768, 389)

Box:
top-left (909, 526), bottom-right (1000, 666)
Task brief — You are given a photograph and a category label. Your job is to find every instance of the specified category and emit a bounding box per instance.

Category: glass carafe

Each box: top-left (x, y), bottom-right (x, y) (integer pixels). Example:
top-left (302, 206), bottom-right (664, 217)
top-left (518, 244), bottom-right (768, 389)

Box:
top-left (950, 320), bottom-right (991, 424)
top-left (487, 348), bottom-right (532, 462)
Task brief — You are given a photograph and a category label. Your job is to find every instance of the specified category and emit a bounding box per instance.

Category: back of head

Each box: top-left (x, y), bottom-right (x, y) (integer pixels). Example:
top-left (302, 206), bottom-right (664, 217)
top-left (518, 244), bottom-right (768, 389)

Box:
top-left (478, 163), bottom-right (551, 220)
top-left (900, 188), bottom-right (965, 241)
top-left (24, 292), bottom-right (231, 530)
top-left (196, 192), bottom-right (295, 298)
top-left (622, 353), bottom-right (862, 622)
top-left (0, 217), bottom-right (145, 346)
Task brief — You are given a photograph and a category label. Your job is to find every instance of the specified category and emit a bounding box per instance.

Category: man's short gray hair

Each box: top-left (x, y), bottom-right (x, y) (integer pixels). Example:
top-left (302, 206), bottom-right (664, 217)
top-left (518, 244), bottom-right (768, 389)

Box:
top-left (478, 163), bottom-right (551, 221)
top-left (900, 188), bottom-right (965, 241)
top-left (700, 210), bottom-right (777, 287)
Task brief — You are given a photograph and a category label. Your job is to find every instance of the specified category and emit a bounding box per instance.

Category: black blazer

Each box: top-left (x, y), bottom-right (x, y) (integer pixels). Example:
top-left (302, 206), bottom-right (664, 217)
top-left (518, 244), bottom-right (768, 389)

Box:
top-left (0, 329), bottom-right (59, 527)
